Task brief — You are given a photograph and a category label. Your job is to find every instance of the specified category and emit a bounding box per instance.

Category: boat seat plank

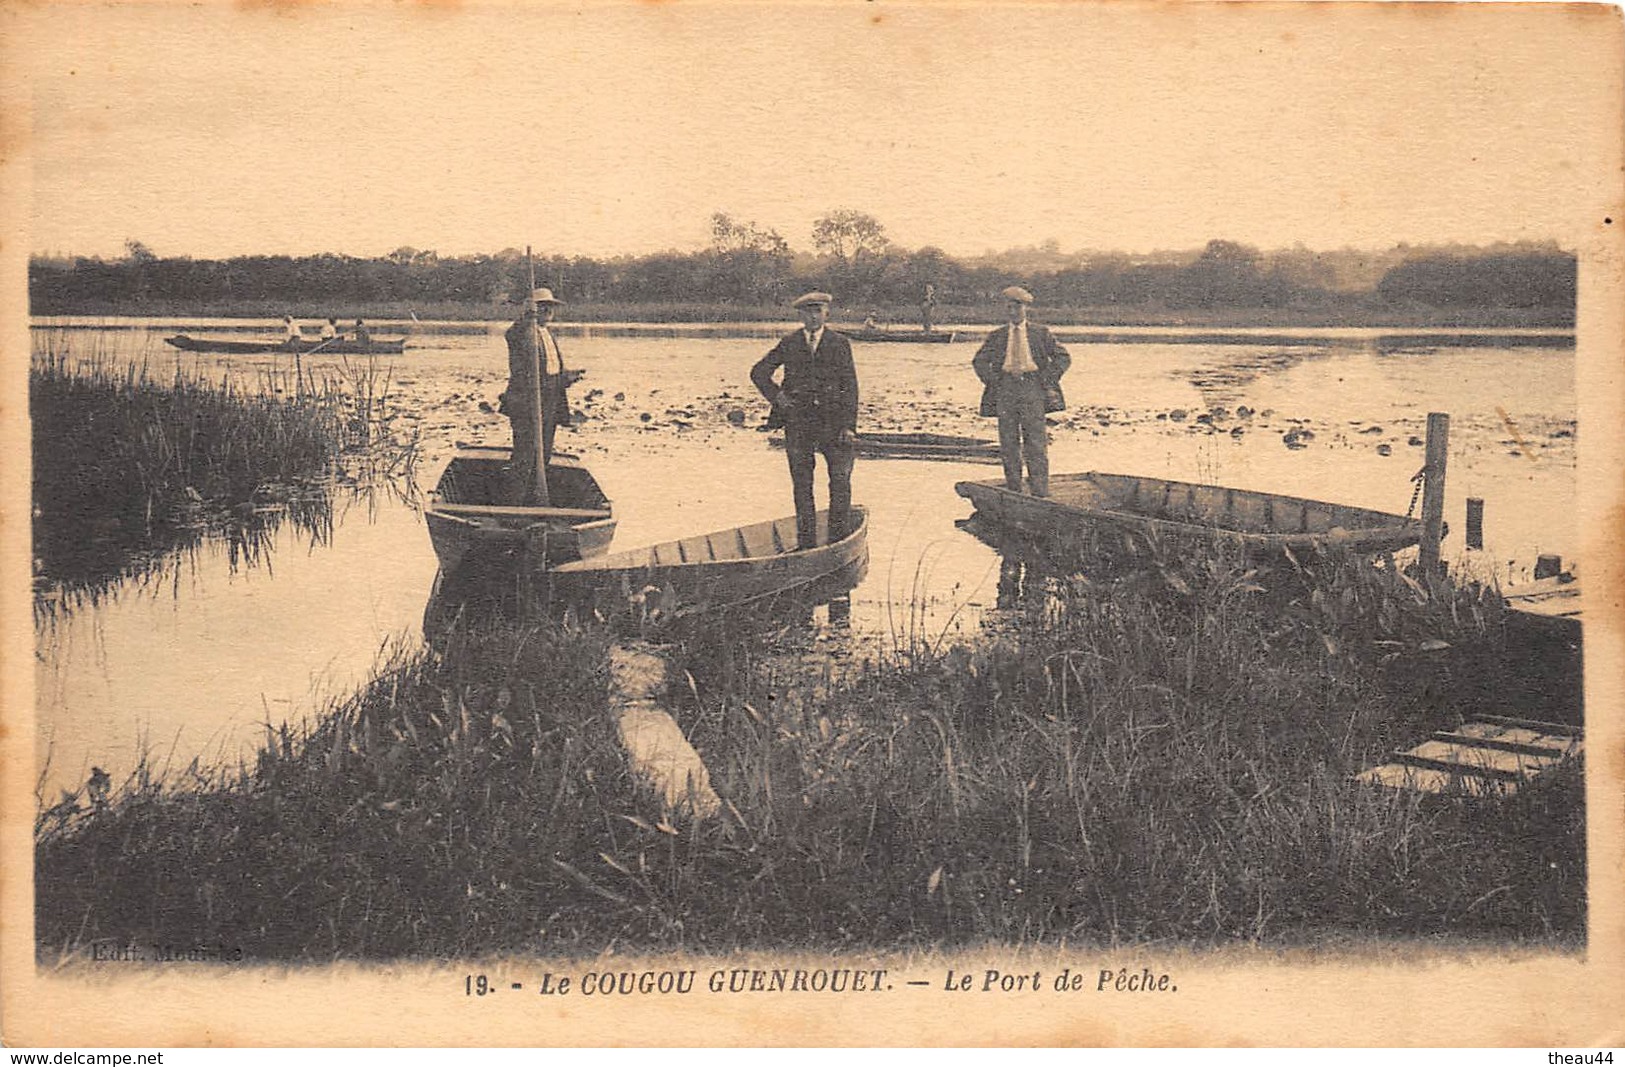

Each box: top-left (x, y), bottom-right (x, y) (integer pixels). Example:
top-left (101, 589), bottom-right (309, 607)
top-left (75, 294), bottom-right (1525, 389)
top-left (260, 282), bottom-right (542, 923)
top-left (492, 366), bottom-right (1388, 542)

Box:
top-left (432, 502), bottom-right (613, 521)
top-left (740, 522), bottom-right (778, 559)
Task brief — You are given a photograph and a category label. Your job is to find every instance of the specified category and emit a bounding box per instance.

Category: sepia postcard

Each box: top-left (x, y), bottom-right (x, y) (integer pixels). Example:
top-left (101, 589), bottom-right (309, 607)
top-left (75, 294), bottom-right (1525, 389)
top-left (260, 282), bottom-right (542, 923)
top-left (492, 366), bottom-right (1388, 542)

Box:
top-left (2, 0), bottom-right (1622, 1048)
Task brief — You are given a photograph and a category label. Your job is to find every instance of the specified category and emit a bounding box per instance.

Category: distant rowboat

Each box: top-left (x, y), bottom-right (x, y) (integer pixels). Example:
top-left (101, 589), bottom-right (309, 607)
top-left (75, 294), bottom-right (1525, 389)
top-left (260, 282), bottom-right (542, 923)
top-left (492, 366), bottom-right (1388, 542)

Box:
top-left (164, 333), bottom-right (408, 355)
top-left (956, 472), bottom-right (1422, 556)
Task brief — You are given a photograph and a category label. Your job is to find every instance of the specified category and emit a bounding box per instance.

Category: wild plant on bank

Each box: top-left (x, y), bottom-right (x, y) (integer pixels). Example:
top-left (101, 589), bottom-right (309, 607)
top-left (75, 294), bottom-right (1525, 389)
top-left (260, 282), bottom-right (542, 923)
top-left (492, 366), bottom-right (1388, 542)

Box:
top-left (35, 539), bottom-right (1583, 960)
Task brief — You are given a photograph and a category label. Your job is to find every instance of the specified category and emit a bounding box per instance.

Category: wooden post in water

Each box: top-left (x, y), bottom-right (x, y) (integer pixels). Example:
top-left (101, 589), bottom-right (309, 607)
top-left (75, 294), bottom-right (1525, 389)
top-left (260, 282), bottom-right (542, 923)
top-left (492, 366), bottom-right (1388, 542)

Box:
top-left (1419, 412), bottom-right (1449, 573)
top-left (1465, 497), bottom-right (1484, 551)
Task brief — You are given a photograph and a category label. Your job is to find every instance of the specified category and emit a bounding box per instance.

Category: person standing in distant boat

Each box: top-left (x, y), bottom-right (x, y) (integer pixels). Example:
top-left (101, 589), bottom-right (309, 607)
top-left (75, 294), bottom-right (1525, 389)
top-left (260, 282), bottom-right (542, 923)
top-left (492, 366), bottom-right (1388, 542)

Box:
top-left (921, 283), bottom-right (937, 332)
top-left (320, 317), bottom-right (338, 342)
top-left (971, 285), bottom-right (1071, 497)
top-left (500, 288), bottom-right (580, 503)
top-left (751, 291), bottom-right (858, 551)
top-left (353, 318), bottom-right (372, 344)
top-left (283, 315), bottom-right (302, 346)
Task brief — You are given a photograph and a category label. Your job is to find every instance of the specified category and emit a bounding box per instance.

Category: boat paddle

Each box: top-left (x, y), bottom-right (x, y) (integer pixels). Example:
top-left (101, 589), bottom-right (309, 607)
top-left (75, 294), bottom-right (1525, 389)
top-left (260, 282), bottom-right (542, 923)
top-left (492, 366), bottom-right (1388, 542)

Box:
top-left (525, 246), bottom-right (552, 507)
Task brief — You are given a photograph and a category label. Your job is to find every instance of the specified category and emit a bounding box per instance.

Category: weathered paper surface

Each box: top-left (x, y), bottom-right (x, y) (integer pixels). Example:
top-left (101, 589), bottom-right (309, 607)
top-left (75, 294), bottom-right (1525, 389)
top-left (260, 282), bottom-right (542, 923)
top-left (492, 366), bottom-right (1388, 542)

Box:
top-left (2, 0), bottom-right (1621, 1047)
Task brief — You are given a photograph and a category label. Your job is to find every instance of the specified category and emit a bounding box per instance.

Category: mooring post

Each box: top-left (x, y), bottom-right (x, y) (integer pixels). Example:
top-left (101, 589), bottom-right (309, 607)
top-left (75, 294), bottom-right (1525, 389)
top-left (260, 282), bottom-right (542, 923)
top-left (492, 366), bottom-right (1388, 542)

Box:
top-left (1465, 497), bottom-right (1484, 551)
top-left (1419, 412), bottom-right (1450, 573)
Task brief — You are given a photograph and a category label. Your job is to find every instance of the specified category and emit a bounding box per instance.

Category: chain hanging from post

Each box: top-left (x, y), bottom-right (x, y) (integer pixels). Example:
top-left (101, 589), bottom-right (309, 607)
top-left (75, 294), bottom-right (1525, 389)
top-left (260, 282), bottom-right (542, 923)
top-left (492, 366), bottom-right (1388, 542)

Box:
top-left (1405, 467), bottom-right (1426, 520)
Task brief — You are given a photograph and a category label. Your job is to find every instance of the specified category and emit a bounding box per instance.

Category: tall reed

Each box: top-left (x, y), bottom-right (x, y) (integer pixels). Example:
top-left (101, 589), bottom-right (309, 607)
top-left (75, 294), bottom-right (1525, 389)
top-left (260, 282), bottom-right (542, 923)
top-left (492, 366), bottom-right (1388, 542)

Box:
top-left (30, 332), bottom-right (414, 599)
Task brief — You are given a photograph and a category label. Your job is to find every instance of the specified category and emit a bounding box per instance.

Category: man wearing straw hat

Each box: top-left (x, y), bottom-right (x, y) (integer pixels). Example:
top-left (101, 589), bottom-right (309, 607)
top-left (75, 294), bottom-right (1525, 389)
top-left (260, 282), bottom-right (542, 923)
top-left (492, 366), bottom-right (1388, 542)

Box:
top-left (751, 291), bottom-right (858, 551)
top-left (971, 285), bottom-right (1071, 497)
top-left (501, 287), bottom-right (581, 502)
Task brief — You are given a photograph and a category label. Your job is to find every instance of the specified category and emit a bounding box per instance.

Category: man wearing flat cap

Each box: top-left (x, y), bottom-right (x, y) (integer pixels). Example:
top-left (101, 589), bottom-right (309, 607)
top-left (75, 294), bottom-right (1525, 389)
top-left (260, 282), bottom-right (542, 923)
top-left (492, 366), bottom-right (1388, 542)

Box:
top-left (971, 285), bottom-right (1071, 497)
top-left (751, 291), bottom-right (859, 550)
top-left (501, 287), bottom-right (582, 503)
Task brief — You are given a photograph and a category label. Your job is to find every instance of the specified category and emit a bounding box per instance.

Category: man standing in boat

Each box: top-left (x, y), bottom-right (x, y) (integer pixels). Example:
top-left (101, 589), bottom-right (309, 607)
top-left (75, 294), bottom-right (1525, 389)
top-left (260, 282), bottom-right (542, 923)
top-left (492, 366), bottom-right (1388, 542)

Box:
top-left (501, 287), bottom-right (579, 503)
top-left (971, 285), bottom-right (1071, 497)
top-left (751, 291), bottom-right (858, 551)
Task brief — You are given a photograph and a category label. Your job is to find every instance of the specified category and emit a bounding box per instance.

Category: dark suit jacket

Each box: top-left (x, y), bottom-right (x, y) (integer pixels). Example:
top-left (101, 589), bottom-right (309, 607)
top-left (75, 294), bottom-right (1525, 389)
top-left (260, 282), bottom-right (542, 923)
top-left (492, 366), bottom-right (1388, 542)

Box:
top-left (501, 319), bottom-right (572, 424)
top-left (751, 327), bottom-right (859, 436)
top-left (971, 322), bottom-right (1072, 417)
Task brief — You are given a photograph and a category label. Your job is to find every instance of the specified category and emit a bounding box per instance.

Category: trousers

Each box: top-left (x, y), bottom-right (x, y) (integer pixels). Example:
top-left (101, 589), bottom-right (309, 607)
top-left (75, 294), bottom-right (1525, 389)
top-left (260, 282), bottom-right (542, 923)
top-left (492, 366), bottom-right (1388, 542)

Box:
top-left (995, 374), bottom-right (1049, 496)
top-left (784, 423), bottom-right (855, 550)
top-left (507, 375), bottom-right (564, 504)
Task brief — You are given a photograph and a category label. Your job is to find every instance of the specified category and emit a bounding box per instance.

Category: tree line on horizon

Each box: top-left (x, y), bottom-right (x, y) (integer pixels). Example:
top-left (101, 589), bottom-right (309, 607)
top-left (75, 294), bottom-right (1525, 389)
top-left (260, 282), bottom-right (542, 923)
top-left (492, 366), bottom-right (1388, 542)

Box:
top-left (28, 211), bottom-right (1576, 317)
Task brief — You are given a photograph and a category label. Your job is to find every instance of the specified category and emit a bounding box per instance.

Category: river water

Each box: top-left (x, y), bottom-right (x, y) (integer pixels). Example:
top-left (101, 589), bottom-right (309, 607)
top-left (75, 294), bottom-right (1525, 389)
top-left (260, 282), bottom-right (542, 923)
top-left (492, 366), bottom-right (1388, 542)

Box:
top-left (30, 319), bottom-right (1579, 799)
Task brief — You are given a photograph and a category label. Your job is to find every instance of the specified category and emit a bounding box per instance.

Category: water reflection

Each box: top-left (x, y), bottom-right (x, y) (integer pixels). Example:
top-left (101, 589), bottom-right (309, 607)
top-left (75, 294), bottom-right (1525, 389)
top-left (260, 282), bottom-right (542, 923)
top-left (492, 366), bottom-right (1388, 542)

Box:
top-left (33, 489), bottom-right (338, 626)
top-left (954, 514), bottom-right (1079, 612)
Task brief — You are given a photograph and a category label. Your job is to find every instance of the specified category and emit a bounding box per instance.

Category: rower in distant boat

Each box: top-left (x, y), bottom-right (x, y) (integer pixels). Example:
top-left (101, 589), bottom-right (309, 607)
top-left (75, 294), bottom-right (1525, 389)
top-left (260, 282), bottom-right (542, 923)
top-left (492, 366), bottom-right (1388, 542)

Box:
top-left (282, 315), bottom-right (303, 346)
top-left (320, 317), bottom-right (338, 342)
top-left (751, 291), bottom-right (859, 551)
top-left (353, 318), bottom-right (372, 344)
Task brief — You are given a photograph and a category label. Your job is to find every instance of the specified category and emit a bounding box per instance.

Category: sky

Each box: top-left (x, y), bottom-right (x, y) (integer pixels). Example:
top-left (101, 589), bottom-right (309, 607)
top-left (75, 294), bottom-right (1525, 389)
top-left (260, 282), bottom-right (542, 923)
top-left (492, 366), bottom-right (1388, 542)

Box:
top-left (7, 1), bottom-right (1622, 260)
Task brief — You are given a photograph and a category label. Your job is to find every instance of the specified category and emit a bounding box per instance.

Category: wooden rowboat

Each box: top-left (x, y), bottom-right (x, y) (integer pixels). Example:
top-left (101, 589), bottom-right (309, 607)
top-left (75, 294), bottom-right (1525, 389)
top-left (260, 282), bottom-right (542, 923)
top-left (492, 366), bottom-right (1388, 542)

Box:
top-left (955, 472), bottom-right (1421, 556)
top-left (164, 333), bottom-right (408, 355)
top-left (551, 507), bottom-right (869, 615)
top-left (838, 327), bottom-right (957, 344)
top-left (769, 431), bottom-right (1000, 464)
top-left (424, 446), bottom-right (615, 579)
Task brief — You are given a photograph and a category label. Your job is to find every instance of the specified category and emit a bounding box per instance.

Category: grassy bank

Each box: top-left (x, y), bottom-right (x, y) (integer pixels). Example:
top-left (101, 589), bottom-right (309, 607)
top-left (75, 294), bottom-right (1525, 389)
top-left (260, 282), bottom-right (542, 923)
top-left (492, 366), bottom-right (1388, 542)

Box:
top-left (33, 299), bottom-right (1576, 330)
top-left (35, 544), bottom-right (1583, 960)
top-left (30, 333), bottom-right (413, 599)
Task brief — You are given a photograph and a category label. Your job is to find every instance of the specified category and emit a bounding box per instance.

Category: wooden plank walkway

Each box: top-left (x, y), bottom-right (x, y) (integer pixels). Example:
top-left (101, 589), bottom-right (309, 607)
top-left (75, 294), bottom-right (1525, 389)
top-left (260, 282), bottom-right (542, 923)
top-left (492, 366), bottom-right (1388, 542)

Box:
top-left (1356, 715), bottom-right (1583, 796)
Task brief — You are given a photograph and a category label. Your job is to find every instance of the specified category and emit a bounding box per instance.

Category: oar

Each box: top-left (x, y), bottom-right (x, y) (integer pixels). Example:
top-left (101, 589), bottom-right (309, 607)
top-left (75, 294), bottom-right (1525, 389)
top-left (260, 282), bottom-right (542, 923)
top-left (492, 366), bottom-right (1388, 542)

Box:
top-left (525, 246), bottom-right (552, 507)
top-left (292, 334), bottom-right (342, 401)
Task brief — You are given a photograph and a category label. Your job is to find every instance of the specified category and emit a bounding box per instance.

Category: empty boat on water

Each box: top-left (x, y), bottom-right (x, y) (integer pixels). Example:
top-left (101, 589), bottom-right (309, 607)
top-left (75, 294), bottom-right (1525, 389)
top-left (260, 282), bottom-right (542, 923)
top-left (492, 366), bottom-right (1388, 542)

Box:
top-left (955, 472), bottom-right (1422, 556)
top-left (424, 446), bottom-right (616, 578)
top-left (838, 327), bottom-right (957, 344)
top-left (550, 507), bottom-right (869, 615)
top-left (769, 431), bottom-right (1000, 463)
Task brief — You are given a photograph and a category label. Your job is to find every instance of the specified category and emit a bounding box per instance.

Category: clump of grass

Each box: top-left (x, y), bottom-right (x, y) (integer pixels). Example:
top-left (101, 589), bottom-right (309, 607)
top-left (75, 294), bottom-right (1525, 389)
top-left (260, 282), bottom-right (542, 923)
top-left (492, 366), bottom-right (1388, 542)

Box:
top-left (30, 332), bottom-right (413, 600)
top-left (35, 546), bottom-right (1584, 960)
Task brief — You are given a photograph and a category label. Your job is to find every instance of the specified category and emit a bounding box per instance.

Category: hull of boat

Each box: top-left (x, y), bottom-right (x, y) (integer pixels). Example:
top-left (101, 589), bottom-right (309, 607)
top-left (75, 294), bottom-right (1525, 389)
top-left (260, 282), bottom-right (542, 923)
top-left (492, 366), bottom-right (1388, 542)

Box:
top-left (956, 472), bottom-right (1421, 555)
